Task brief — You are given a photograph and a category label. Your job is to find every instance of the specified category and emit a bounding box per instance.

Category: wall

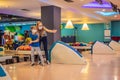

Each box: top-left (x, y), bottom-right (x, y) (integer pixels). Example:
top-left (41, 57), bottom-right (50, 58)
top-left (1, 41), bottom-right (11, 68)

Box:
top-left (111, 21), bottom-right (120, 36)
top-left (61, 24), bottom-right (74, 37)
top-left (61, 23), bottom-right (104, 43)
top-left (20, 25), bottom-right (32, 33)
top-left (0, 22), bottom-right (35, 34)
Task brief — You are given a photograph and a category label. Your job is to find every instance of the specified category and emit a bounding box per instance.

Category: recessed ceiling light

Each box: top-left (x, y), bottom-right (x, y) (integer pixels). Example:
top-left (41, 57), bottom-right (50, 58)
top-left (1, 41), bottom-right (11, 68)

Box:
top-left (102, 9), bottom-right (106, 11)
top-left (80, 0), bottom-right (84, 1)
top-left (114, 15), bottom-right (117, 18)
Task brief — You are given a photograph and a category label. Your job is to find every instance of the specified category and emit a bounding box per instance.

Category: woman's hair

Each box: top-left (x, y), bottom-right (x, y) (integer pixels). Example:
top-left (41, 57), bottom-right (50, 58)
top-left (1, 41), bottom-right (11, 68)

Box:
top-left (36, 21), bottom-right (44, 31)
top-left (36, 21), bottom-right (42, 29)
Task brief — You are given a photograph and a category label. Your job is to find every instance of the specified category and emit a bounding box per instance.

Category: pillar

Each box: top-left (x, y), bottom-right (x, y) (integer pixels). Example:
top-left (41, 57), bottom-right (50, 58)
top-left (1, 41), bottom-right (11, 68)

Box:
top-left (41, 5), bottom-right (61, 48)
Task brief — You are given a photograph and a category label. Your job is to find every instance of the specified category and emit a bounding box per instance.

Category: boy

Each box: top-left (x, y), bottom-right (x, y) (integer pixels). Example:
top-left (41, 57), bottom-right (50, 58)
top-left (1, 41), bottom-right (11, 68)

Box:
top-left (29, 26), bottom-right (44, 66)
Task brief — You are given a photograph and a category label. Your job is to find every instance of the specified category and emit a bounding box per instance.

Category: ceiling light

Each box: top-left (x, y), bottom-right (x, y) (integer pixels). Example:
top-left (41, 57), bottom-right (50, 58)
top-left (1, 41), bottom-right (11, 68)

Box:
top-left (102, 9), bottom-right (106, 11)
top-left (82, 0), bottom-right (112, 9)
top-left (65, 20), bottom-right (74, 29)
top-left (80, 0), bottom-right (84, 1)
top-left (95, 11), bottom-right (119, 16)
top-left (114, 15), bottom-right (117, 18)
top-left (81, 23), bottom-right (89, 30)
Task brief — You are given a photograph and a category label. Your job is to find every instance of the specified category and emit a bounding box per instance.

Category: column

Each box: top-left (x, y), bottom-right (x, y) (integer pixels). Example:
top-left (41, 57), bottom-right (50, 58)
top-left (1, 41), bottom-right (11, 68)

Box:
top-left (41, 5), bottom-right (61, 48)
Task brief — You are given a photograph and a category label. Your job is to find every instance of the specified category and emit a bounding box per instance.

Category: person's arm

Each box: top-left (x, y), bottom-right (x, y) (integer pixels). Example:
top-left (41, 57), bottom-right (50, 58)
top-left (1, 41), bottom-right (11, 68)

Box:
top-left (43, 27), bottom-right (57, 33)
top-left (29, 33), bottom-right (39, 44)
top-left (31, 38), bottom-right (39, 43)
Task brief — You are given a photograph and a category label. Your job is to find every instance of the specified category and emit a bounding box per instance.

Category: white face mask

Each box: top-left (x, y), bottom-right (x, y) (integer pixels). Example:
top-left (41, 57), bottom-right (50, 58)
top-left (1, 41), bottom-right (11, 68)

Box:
top-left (32, 30), bottom-right (37, 33)
top-left (39, 26), bottom-right (43, 30)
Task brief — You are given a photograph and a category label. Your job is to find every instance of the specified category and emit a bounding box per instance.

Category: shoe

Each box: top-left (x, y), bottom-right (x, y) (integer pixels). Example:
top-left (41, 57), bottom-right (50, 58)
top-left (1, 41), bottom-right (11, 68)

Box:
top-left (46, 60), bottom-right (50, 65)
top-left (41, 62), bottom-right (45, 66)
top-left (31, 63), bottom-right (35, 66)
top-left (38, 61), bottom-right (41, 64)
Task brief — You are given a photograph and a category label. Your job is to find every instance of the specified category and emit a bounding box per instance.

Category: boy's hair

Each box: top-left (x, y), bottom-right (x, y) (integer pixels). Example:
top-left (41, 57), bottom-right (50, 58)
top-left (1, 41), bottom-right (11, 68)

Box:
top-left (31, 26), bottom-right (36, 30)
top-left (31, 26), bottom-right (38, 34)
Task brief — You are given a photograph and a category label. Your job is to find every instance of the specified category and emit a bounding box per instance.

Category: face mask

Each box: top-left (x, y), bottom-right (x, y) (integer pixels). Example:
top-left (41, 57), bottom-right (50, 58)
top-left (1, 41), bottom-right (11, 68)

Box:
top-left (32, 30), bottom-right (37, 33)
top-left (39, 26), bottom-right (43, 30)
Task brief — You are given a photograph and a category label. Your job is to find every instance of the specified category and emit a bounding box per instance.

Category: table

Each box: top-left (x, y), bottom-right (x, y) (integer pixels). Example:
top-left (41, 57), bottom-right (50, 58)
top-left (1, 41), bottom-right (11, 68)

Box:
top-left (0, 55), bottom-right (12, 62)
top-left (0, 49), bottom-right (16, 64)
top-left (16, 50), bottom-right (45, 61)
top-left (16, 50), bottom-right (45, 55)
top-left (4, 50), bottom-right (16, 56)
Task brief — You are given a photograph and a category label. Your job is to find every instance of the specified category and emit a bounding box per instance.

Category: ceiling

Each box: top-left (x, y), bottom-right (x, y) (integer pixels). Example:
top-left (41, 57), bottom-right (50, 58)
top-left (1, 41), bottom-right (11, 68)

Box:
top-left (0, 0), bottom-right (120, 24)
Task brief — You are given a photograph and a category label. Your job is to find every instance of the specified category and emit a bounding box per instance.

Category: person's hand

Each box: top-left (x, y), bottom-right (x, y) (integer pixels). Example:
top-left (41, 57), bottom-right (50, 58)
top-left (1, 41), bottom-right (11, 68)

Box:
top-left (53, 30), bottom-right (57, 33)
top-left (29, 41), bottom-right (33, 44)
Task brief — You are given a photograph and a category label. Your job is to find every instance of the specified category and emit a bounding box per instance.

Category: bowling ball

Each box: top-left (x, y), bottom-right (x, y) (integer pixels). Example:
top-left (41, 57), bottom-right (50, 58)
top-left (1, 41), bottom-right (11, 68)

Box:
top-left (75, 42), bottom-right (80, 46)
top-left (83, 44), bottom-right (87, 46)
top-left (76, 44), bottom-right (80, 46)
top-left (71, 43), bottom-right (74, 46)
top-left (79, 43), bottom-right (83, 46)
top-left (89, 42), bottom-right (94, 44)
top-left (72, 43), bottom-right (76, 46)
top-left (18, 36), bottom-right (24, 41)
top-left (69, 43), bottom-right (73, 46)
top-left (18, 45), bottom-right (24, 50)
top-left (27, 46), bottom-right (31, 50)
top-left (23, 45), bottom-right (31, 50)
top-left (25, 38), bottom-right (32, 44)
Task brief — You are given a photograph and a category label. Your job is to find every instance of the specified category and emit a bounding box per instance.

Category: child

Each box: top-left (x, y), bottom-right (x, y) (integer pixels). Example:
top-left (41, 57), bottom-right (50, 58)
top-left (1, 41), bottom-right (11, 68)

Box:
top-left (29, 26), bottom-right (44, 66)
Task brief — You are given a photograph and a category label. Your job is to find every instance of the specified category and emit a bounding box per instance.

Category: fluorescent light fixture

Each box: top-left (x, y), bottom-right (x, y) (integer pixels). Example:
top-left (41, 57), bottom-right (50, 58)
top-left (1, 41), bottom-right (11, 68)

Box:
top-left (82, 0), bottom-right (112, 9)
top-left (81, 23), bottom-right (89, 30)
top-left (65, 20), bottom-right (74, 29)
top-left (95, 11), bottom-right (119, 16)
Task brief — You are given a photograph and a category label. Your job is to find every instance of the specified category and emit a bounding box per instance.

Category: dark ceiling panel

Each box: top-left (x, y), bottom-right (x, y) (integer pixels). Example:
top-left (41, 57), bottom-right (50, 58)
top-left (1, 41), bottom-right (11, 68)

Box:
top-left (0, 13), bottom-right (40, 23)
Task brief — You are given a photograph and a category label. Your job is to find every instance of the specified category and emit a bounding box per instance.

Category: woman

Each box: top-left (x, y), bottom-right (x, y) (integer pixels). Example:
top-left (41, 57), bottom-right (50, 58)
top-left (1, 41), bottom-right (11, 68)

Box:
top-left (29, 26), bottom-right (44, 66)
top-left (36, 21), bottom-right (57, 64)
